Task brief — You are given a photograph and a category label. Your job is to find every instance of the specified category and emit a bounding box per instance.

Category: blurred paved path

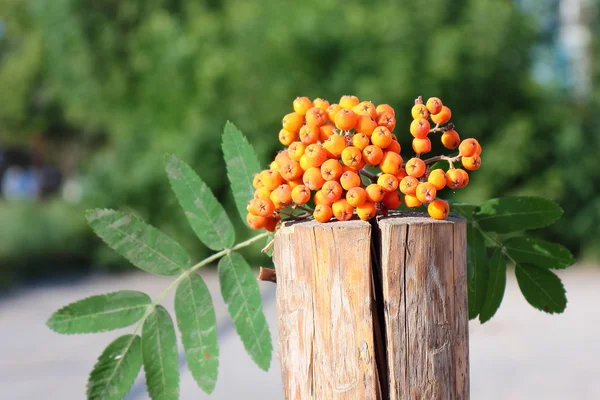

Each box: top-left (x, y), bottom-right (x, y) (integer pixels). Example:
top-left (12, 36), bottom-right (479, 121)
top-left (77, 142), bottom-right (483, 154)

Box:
top-left (1, 266), bottom-right (599, 399)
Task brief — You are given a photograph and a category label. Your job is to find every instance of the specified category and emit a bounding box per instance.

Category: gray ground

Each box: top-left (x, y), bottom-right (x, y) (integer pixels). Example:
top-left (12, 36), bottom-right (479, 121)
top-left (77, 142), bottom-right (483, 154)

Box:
top-left (1, 266), bottom-right (598, 399)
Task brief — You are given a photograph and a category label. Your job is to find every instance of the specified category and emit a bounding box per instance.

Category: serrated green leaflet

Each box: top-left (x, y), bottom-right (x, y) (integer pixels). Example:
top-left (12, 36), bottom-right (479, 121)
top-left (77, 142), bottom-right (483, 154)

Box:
top-left (47, 290), bottom-right (150, 334)
top-left (165, 155), bottom-right (235, 251)
top-left (467, 223), bottom-right (489, 319)
top-left (87, 334), bottom-right (142, 400)
top-left (175, 274), bottom-right (219, 394)
top-left (479, 248), bottom-right (506, 323)
top-left (218, 252), bottom-right (272, 371)
top-left (142, 306), bottom-right (180, 400)
top-left (503, 237), bottom-right (575, 270)
top-left (221, 122), bottom-right (262, 225)
top-left (86, 209), bottom-right (190, 276)
top-left (515, 264), bottom-right (567, 314)
top-left (474, 196), bottom-right (563, 233)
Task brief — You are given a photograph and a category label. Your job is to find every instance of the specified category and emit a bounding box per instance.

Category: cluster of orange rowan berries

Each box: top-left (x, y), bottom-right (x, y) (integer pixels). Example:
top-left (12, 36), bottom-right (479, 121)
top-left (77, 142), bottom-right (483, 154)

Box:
top-left (246, 95), bottom-right (482, 231)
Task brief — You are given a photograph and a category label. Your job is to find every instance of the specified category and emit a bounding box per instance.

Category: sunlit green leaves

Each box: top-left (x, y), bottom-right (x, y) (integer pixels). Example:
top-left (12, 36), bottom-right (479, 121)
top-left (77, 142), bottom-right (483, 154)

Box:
top-left (474, 196), bottom-right (563, 233)
top-left (503, 237), bottom-right (575, 270)
top-left (86, 209), bottom-right (191, 276)
top-left (515, 264), bottom-right (567, 314)
top-left (165, 155), bottom-right (235, 251)
top-left (467, 223), bottom-right (489, 320)
top-left (47, 291), bottom-right (150, 334)
top-left (87, 334), bottom-right (142, 400)
top-left (218, 252), bottom-right (271, 371)
top-left (175, 274), bottom-right (219, 394)
top-left (479, 249), bottom-right (507, 323)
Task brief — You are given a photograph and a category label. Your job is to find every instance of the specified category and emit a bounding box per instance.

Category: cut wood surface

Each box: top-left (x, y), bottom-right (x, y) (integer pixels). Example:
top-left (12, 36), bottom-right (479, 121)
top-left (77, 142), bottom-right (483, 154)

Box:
top-left (273, 212), bottom-right (469, 400)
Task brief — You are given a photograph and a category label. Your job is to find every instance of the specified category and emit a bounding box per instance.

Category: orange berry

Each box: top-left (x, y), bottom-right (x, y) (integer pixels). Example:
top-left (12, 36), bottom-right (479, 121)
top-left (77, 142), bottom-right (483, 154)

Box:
top-left (475, 142), bottom-right (482, 155)
top-left (371, 126), bottom-right (393, 148)
top-left (425, 97), bottom-right (443, 115)
top-left (346, 187), bottom-right (368, 207)
top-left (377, 112), bottom-right (396, 132)
top-left (313, 98), bottom-right (330, 110)
top-left (396, 167), bottom-right (408, 180)
top-left (247, 213), bottom-right (268, 230)
top-left (319, 124), bottom-right (336, 141)
top-left (362, 145), bottom-right (384, 166)
top-left (427, 169), bottom-right (447, 190)
top-left (299, 125), bottom-right (319, 145)
top-left (313, 190), bottom-right (331, 206)
top-left (405, 158), bottom-right (426, 178)
top-left (249, 198), bottom-right (275, 217)
top-left (279, 129), bottom-right (298, 146)
top-left (446, 168), bottom-right (465, 189)
top-left (410, 118), bottom-right (430, 139)
top-left (303, 167), bottom-right (325, 190)
top-left (456, 169), bottom-right (469, 188)
top-left (293, 96), bottom-right (313, 115)
top-left (441, 129), bottom-right (461, 149)
top-left (459, 138), bottom-right (480, 157)
top-left (462, 154), bottom-right (481, 171)
top-left (279, 159), bottom-right (304, 181)
top-left (261, 169), bottom-right (284, 190)
top-left (304, 144), bottom-right (327, 167)
top-left (428, 199), bottom-right (449, 220)
top-left (313, 204), bottom-right (333, 223)
top-left (253, 173), bottom-right (263, 189)
top-left (288, 141), bottom-right (307, 161)
top-left (341, 146), bottom-right (363, 169)
top-left (352, 101), bottom-right (377, 119)
top-left (305, 107), bottom-right (327, 127)
top-left (379, 151), bottom-right (403, 175)
top-left (332, 199), bottom-right (354, 221)
top-left (377, 173), bottom-right (399, 192)
top-left (321, 180), bottom-right (343, 203)
top-left (386, 139), bottom-right (401, 154)
top-left (299, 154), bottom-right (311, 171)
top-left (340, 170), bottom-right (361, 190)
top-left (399, 176), bottom-right (419, 195)
top-left (326, 104), bottom-right (342, 123)
top-left (335, 109), bottom-right (358, 131)
top-left (323, 134), bottom-right (347, 158)
top-left (270, 184), bottom-right (293, 209)
top-left (352, 133), bottom-right (370, 151)
top-left (288, 178), bottom-right (304, 189)
top-left (404, 194), bottom-right (423, 208)
top-left (366, 184), bottom-right (386, 203)
top-left (411, 103), bottom-right (430, 120)
top-left (254, 187), bottom-right (272, 200)
top-left (356, 201), bottom-right (377, 220)
top-left (376, 104), bottom-right (395, 118)
top-left (282, 112), bottom-right (304, 132)
top-left (412, 137), bottom-right (432, 154)
top-left (339, 95), bottom-right (360, 109)
top-left (382, 191), bottom-right (402, 209)
top-left (431, 106), bottom-right (451, 125)
top-left (275, 150), bottom-right (290, 166)
top-left (264, 215), bottom-right (280, 232)
top-left (415, 182), bottom-right (437, 203)
top-left (355, 115), bottom-right (377, 136)
top-left (320, 159), bottom-right (343, 181)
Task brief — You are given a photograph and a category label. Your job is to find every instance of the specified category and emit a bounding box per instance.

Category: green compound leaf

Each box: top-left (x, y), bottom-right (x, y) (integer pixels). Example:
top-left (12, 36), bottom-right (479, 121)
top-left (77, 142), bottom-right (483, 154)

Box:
top-left (165, 155), bottom-right (235, 251)
top-left (450, 202), bottom-right (478, 220)
top-left (467, 223), bottom-right (489, 320)
top-left (515, 264), bottom-right (567, 314)
top-left (87, 334), bottom-right (143, 400)
top-left (47, 290), bottom-right (150, 334)
top-left (142, 306), bottom-right (180, 400)
top-left (86, 209), bottom-right (191, 276)
top-left (474, 196), bottom-right (563, 234)
top-left (218, 252), bottom-right (272, 371)
top-left (222, 122), bottom-right (262, 225)
top-left (479, 248), bottom-right (507, 323)
top-left (175, 274), bottom-right (219, 394)
top-left (503, 237), bottom-right (575, 270)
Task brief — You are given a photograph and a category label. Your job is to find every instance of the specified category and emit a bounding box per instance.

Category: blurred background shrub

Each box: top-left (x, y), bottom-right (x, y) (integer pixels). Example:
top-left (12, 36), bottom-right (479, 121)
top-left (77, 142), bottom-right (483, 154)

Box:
top-left (0, 0), bottom-right (598, 287)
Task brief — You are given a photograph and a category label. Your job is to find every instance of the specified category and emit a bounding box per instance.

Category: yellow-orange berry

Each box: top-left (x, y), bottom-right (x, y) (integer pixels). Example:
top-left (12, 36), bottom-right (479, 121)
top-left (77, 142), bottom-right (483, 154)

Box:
top-left (270, 184), bottom-right (293, 209)
top-left (387, 139), bottom-right (401, 154)
top-left (441, 129), bottom-right (461, 149)
top-left (459, 138), bottom-right (480, 157)
top-left (415, 182), bottom-right (437, 203)
top-left (321, 180), bottom-right (343, 203)
top-left (346, 187), bottom-right (368, 207)
top-left (287, 178), bottom-right (304, 189)
top-left (377, 173), bottom-right (399, 192)
top-left (356, 201), bottom-right (377, 221)
top-left (303, 167), bottom-right (325, 190)
top-left (352, 133), bottom-right (370, 151)
top-left (299, 154), bottom-right (311, 170)
top-left (410, 118), bottom-right (431, 139)
top-left (411, 103), bottom-right (430, 120)
top-left (320, 159), bottom-right (343, 181)
top-left (269, 161), bottom-right (279, 171)
top-left (405, 157), bottom-right (426, 178)
top-left (412, 137), bottom-right (432, 154)
top-left (326, 104), bottom-right (342, 123)
top-left (313, 204), bottom-right (333, 223)
top-left (340, 170), bottom-right (361, 190)
top-left (247, 213), bottom-right (268, 229)
top-left (304, 144), bottom-right (327, 167)
top-left (366, 184), bottom-right (386, 203)
top-left (355, 115), bottom-right (377, 136)
top-left (462, 154), bottom-right (481, 171)
top-left (313, 98), bottom-right (330, 110)
top-left (371, 126), bottom-right (393, 148)
top-left (431, 106), bottom-right (451, 125)
top-left (306, 107), bottom-right (327, 127)
top-left (352, 101), bottom-right (377, 119)
top-left (427, 169), bottom-right (447, 190)
top-left (404, 194), bottom-right (423, 208)
top-left (332, 199), bottom-right (354, 221)
top-left (376, 104), bottom-right (395, 118)
top-left (275, 150), bottom-right (290, 166)
top-left (253, 173), bottom-right (264, 189)
top-left (282, 112), bottom-right (304, 132)
top-left (279, 159), bottom-right (303, 181)
top-left (339, 95), bottom-right (360, 109)
top-left (323, 134), bottom-right (347, 158)
top-left (428, 199), bottom-right (449, 220)
top-left (379, 151), bottom-right (403, 175)
top-left (249, 198), bottom-right (275, 217)
top-left (261, 169), bottom-right (284, 190)
top-left (382, 191), bottom-right (402, 209)
top-left (293, 96), bottom-right (313, 115)
top-left (299, 125), bottom-right (319, 145)
top-left (363, 145), bottom-right (384, 166)
top-left (341, 146), bottom-right (363, 169)
top-left (400, 176), bottom-right (419, 195)
top-left (377, 112), bottom-right (396, 132)
top-left (288, 141), bottom-right (306, 161)
top-left (446, 168), bottom-right (465, 189)
top-left (426, 97), bottom-right (443, 115)
top-left (313, 190), bottom-right (331, 206)
top-left (254, 187), bottom-right (272, 200)
top-left (319, 124), bottom-right (335, 141)
top-left (335, 109), bottom-right (358, 131)
top-left (279, 129), bottom-right (298, 146)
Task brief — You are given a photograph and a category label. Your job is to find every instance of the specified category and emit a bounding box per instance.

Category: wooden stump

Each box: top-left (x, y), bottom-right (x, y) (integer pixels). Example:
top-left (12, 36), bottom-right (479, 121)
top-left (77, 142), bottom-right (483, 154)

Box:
top-left (273, 213), bottom-right (469, 400)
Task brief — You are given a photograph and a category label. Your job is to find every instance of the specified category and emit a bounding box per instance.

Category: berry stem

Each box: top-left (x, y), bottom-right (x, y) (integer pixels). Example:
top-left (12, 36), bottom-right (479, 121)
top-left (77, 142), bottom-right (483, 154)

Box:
top-left (358, 168), bottom-right (379, 182)
top-left (279, 210), bottom-right (311, 220)
top-left (295, 204), bottom-right (315, 213)
top-left (421, 154), bottom-right (461, 167)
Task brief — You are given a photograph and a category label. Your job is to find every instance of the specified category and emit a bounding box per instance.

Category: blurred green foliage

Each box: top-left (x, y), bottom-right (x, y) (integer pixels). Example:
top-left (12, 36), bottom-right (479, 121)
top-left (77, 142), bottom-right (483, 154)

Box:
top-left (0, 0), bottom-right (598, 284)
